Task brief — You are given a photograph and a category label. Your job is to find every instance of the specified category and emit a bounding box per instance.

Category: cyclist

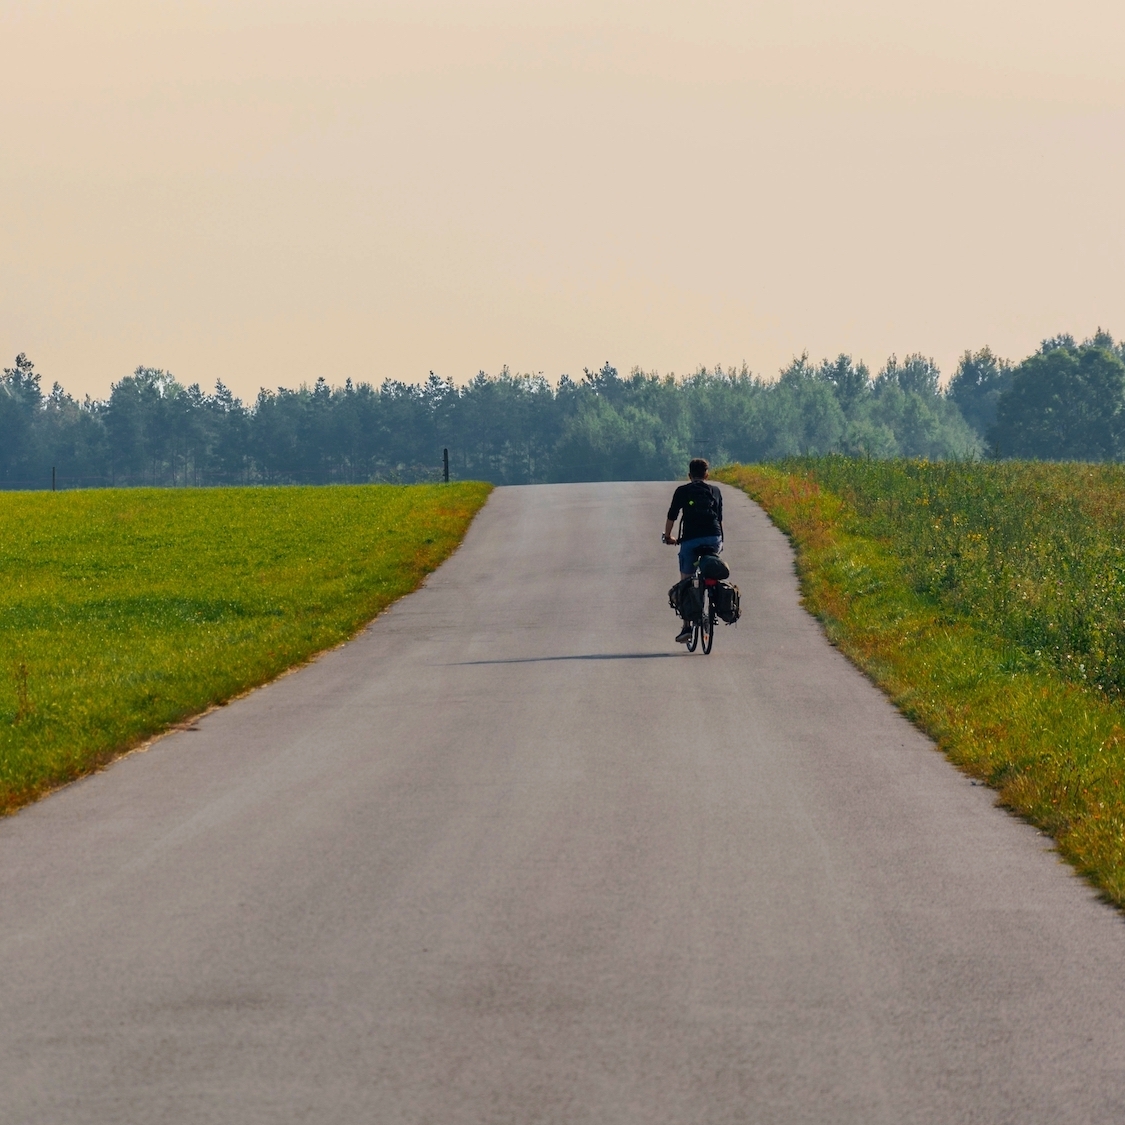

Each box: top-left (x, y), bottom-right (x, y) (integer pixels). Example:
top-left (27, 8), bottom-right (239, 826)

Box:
top-left (663, 458), bottom-right (723, 643)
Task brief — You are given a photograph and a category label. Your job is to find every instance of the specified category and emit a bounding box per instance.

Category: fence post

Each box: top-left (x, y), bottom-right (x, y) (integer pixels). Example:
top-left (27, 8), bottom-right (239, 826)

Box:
top-left (52, 467), bottom-right (56, 492)
top-left (443, 448), bottom-right (449, 483)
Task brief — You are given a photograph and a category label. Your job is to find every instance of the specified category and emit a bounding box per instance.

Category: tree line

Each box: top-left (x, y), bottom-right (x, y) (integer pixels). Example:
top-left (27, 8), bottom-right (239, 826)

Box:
top-left (2, 329), bottom-right (1123, 488)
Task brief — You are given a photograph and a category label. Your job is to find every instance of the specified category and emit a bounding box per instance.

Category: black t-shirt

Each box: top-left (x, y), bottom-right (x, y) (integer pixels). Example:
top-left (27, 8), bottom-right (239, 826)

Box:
top-left (668, 481), bottom-right (723, 540)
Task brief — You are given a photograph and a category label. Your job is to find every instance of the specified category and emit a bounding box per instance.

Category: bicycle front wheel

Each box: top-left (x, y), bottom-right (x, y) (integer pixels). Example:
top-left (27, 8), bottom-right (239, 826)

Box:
top-left (686, 617), bottom-right (700, 652)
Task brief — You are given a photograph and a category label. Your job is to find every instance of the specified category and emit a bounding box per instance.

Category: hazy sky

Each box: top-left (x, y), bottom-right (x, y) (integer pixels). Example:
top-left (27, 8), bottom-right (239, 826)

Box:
top-left (3, 0), bottom-right (1123, 401)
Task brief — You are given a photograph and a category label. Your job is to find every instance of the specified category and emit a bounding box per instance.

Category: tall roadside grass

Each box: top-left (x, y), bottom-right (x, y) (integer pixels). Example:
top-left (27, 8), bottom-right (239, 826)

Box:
top-left (0, 483), bottom-right (491, 812)
top-left (716, 459), bottom-right (1125, 906)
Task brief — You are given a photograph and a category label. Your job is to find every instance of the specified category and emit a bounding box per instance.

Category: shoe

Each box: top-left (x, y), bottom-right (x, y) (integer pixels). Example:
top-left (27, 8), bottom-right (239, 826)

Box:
top-left (675, 624), bottom-right (693, 643)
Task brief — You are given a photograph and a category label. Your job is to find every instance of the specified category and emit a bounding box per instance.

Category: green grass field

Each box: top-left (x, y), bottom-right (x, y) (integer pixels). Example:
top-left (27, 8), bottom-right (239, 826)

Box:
top-left (0, 483), bottom-right (491, 812)
top-left (717, 459), bottom-right (1125, 907)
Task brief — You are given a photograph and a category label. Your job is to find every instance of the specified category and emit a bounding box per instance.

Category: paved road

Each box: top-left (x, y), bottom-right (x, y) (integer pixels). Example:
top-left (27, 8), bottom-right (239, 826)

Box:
top-left (3, 482), bottom-right (1125, 1123)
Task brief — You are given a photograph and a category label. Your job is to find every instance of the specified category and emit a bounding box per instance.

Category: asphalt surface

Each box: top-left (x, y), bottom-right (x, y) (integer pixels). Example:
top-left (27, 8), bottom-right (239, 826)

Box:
top-left (3, 481), bottom-right (1125, 1124)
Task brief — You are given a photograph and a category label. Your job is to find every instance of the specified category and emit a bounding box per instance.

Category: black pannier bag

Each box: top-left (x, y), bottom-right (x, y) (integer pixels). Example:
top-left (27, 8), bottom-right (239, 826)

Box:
top-left (696, 553), bottom-right (730, 581)
top-left (712, 581), bottom-right (741, 624)
top-left (668, 579), bottom-right (686, 615)
top-left (668, 578), bottom-right (703, 620)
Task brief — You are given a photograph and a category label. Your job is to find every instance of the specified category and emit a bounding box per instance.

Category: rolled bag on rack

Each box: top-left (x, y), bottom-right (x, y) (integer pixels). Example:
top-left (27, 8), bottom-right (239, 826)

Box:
top-left (694, 553), bottom-right (730, 580)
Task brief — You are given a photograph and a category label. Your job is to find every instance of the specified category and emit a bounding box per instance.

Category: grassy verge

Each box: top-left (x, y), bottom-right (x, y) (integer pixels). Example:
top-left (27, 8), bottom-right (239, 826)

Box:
top-left (716, 460), bottom-right (1125, 907)
top-left (1, 483), bottom-right (491, 813)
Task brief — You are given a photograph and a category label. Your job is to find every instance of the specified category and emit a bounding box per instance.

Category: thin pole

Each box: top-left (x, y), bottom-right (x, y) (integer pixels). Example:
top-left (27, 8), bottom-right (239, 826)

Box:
top-left (443, 448), bottom-right (449, 483)
top-left (52, 466), bottom-right (56, 492)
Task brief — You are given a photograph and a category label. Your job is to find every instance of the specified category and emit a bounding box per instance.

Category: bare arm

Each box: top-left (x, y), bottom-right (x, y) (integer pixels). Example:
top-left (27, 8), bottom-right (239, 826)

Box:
top-left (664, 518), bottom-right (677, 544)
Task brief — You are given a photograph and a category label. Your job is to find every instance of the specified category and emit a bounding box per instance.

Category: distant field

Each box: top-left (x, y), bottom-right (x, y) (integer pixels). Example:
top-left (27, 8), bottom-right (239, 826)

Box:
top-left (0, 483), bottom-right (491, 812)
top-left (718, 458), bottom-right (1125, 906)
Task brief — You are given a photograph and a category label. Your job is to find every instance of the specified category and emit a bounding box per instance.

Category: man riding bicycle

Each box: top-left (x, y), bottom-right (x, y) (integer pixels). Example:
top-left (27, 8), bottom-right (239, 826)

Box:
top-left (663, 458), bottom-right (723, 644)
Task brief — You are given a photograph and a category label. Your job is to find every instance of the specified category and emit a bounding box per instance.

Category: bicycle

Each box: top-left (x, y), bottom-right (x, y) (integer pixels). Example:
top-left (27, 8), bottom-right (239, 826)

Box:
top-left (665, 534), bottom-right (721, 655)
top-left (683, 554), bottom-right (719, 655)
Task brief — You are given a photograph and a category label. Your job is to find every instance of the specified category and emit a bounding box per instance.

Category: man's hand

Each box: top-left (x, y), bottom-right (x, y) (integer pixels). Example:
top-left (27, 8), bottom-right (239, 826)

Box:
top-left (662, 532), bottom-right (678, 545)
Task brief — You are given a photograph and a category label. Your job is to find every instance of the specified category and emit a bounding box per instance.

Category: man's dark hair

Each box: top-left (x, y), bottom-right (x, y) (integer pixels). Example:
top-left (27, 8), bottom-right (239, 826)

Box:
top-left (688, 458), bottom-right (709, 479)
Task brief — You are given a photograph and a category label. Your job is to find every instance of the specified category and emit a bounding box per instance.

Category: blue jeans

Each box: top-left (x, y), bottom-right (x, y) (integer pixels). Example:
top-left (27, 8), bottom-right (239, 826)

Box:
top-left (678, 535), bottom-right (722, 577)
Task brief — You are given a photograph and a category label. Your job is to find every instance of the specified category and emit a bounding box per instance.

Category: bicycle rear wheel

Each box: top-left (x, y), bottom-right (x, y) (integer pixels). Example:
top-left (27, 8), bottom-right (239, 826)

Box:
top-left (701, 593), bottom-right (715, 654)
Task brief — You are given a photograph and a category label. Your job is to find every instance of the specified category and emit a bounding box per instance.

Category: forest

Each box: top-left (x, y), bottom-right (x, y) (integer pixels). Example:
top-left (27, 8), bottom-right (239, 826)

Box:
top-left (2, 330), bottom-right (1123, 488)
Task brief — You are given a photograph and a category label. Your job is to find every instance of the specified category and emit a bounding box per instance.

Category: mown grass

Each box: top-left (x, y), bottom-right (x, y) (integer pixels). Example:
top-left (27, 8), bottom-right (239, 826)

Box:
top-left (0, 483), bottom-right (491, 812)
top-left (716, 459), bottom-right (1125, 907)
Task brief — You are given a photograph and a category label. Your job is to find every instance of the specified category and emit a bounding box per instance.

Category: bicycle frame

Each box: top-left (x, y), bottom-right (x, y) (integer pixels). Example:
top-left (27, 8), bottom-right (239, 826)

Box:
top-left (684, 565), bottom-right (718, 655)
